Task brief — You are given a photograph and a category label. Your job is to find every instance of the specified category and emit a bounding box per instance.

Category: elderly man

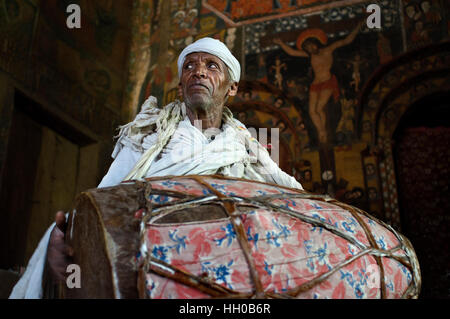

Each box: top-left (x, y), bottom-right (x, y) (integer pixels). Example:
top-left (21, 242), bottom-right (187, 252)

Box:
top-left (99, 37), bottom-right (302, 188)
top-left (10, 37), bottom-right (302, 298)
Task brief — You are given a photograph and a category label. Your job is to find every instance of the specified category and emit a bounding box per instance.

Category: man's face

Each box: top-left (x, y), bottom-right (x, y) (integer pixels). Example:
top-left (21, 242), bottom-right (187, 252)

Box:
top-left (421, 1), bottom-right (430, 12)
top-left (406, 6), bottom-right (415, 18)
top-left (179, 52), bottom-right (238, 111)
top-left (304, 170), bottom-right (311, 181)
top-left (304, 41), bottom-right (319, 54)
top-left (274, 98), bottom-right (283, 108)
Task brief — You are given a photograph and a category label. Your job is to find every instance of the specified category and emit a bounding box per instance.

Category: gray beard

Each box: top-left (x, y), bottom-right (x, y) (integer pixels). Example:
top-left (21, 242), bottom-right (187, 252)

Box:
top-left (185, 93), bottom-right (217, 112)
top-left (187, 99), bottom-right (213, 112)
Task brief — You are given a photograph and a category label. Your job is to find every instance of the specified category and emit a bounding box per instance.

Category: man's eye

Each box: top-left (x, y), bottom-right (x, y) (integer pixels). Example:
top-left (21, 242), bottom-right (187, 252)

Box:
top-left (208, 63), bottom-right (218, 69)
top-left (184, 64), bottom-right (193, 69)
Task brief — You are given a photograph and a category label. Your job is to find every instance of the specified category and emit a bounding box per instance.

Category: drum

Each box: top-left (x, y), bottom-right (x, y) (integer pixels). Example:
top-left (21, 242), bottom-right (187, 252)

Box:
top-left (65, 175), bottom-right (421, 299)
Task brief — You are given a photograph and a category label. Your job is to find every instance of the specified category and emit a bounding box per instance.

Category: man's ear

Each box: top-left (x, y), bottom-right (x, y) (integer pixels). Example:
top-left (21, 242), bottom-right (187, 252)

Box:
top-left (227, 82), bottom-right (238, 97)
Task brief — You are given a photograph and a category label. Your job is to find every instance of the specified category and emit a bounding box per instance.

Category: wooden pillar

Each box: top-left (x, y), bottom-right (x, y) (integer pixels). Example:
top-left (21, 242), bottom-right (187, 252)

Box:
top-left (120, 0), bottom-right (154, 122)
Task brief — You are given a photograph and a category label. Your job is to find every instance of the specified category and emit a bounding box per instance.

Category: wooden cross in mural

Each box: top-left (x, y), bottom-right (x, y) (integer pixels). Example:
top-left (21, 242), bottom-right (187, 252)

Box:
top-left (224, 0), bottom-right (238, 14)
top-left (273, 0), bottom-right (282, 9)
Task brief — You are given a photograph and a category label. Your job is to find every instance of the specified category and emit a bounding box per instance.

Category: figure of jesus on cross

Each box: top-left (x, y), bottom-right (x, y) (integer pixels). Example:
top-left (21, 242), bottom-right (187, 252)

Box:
top-left (274, 22), bottom-right (363, 144)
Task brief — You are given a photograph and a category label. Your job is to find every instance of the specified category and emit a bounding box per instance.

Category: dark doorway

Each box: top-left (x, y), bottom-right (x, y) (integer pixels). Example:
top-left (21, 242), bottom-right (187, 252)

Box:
top-left (0, 105), bottom-right (43, 269)
top-left (393, 92), bottom-right (450, 299)
top-left (0, 91), bottom-right (93, 270)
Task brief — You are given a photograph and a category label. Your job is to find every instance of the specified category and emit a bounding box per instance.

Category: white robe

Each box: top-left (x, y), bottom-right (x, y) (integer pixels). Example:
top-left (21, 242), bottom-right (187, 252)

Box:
top-left (9, 100), bottom-right (302, 298)
top-left (99, 115), bottom-right (302, 189)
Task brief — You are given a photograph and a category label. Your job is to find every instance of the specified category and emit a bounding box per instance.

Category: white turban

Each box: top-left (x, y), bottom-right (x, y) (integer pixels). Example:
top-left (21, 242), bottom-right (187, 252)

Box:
top-left (177, 37), bottom-right (241, 83)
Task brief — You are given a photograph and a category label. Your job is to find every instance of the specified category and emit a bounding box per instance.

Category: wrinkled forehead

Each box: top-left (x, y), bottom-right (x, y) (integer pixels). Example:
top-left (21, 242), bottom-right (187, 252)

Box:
top-left (182, 51), bottom-right (227, 67)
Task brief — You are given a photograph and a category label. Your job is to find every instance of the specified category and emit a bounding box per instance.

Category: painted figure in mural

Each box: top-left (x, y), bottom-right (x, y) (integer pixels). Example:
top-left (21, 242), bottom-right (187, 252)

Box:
top-left (404, 0), bottom-right (443, 49)
top-left (303, 169), bottom-right (312, 182)
top-left (226, 27), bottom-right (237, 49)
top-left (420, 0), bottom-right (441, 25)
top-left (242, 90), bottom-right (252, 101)
top-left (368, 187), bottom-right (378, 201)
top-left (274, 96), bottom-right (285, 108)
top-left (256, 54), bottom-right (268, 83)
top-left (346, 53), bottom-right (368, 93)
top-left (336, 97), bottom-right (355, 145)
top-left (411, 20), bottom-right (431, 47)
top-left (172, 6), bottom-right (199, 38)
top-left (10, 37), bottom-right (303, 299)
top-left (275, 119), bottom-right (288, 133)
top-left (273, 23), bottom-right (363, 144)
top-left (145, 48), bottom-right (177, 102)
top-left (405, 3), bottom-right (422, 23)
top-left (270, 56), bottom-right (287, 89)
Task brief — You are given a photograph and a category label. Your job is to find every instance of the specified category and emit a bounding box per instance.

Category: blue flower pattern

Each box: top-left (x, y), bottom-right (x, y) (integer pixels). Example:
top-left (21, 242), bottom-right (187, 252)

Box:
top-left (367, 218), bottom-right (377, 227)
top-left (146, 280), bottom-right (156, 297)
top-left (151, 229), bottom-right (187, 262)
top-left (386, 281), bottom-right (394, 292)
top-left (214, 223), bottom-right (236, 247)
top-left (149, 194), bottom-right (170, 204)
top-left (246, 226), bottom-right (259, 250)
top-left (201, 260), bottom-right (234, 289)
top-left (202, 188), bottom-right (215, 195)
top-left (210, 183), bottom-right (238, 196)
top-left (265, 218), bottom-right (291, 247)
top-left (338, 268), bottom-right (383, 299)
top-left (304, 240), bottom-right (316, 272)
top-left (342, 217), bottom-right (358, 234)
top-left (347, 244), bottom-right (357, 256)
top-left (169, 230), bottom-right (187, 254)
top-left (264, 261), bottom-right (273, 275)
top-left (303, 240), bottom-right (333, 273)
top-left (399, 264), bottom-right (412, 284)
top-left (313, 243), bottom-right (331, 270)
top-left (278, 199), bottom-right (297, 210)
top-left (311, 213), bottom-right (339, 234)
top-left (375, 236), bottom-right (387, 250)
top-left (161, 180), bottom-right (185, 188)
top-left (152, 245), bottom-right (169, 263)
top-left (266, 231), bottom-right (281, 247)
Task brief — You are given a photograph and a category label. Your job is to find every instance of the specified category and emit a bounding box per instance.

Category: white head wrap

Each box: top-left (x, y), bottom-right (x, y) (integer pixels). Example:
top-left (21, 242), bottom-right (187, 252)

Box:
top-left (177, 37), bottom-right (241, 83)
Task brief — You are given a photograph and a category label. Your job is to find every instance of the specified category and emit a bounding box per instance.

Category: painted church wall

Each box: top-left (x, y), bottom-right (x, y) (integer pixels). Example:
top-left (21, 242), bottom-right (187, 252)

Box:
top-left (142, 0), bottom-right (449, 226)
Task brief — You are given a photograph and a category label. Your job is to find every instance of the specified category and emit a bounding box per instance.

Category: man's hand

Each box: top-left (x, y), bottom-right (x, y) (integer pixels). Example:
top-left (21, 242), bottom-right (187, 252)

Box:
top-left (47, 211), bottom-right (73, 283)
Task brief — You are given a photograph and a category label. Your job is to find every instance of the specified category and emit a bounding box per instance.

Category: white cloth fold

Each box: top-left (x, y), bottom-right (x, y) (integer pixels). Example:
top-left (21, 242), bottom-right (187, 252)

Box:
top-left (145, 118), bottom-right (249, 177)
top-left (9, 223), bottom-right (55, 299)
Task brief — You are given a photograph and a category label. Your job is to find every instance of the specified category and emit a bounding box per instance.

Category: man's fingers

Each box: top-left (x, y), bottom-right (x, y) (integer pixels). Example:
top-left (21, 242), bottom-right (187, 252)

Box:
top-left (66, 245), bottom-right (74, 257)
top-left (55, 211), bottom-right (66, 231)
top-left (48, 226), bottom-right (70, 282)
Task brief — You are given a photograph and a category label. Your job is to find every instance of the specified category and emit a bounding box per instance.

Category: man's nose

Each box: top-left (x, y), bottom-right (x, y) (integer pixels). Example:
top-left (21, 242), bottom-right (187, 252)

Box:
top-left (193, 64), bottom-right (207, 78)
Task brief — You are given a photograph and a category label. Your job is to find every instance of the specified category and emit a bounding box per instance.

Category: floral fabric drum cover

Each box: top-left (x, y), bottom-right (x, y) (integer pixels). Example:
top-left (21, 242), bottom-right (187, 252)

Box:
top-left (136, 175), bottom-right (421, 299)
